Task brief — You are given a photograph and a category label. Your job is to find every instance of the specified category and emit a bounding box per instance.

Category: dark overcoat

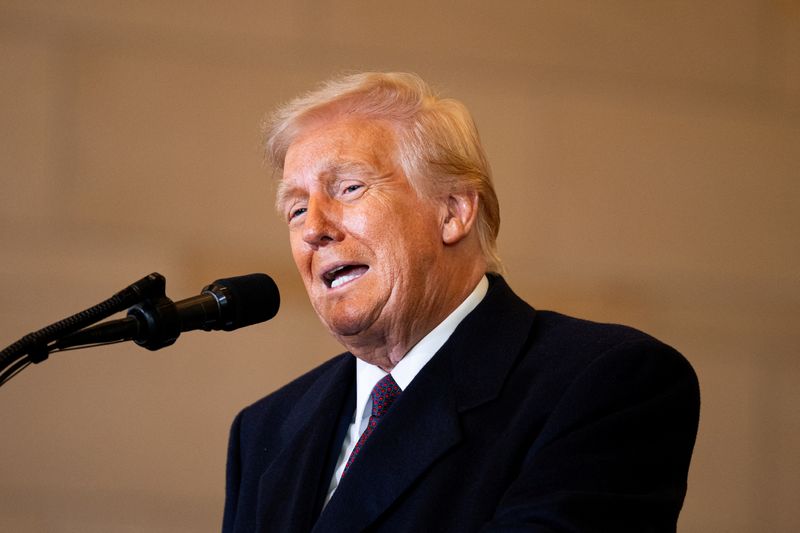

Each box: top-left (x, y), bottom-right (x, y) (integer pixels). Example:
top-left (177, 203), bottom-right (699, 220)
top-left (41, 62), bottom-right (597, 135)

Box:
top-left (223, 276), bottom-right (700, 532)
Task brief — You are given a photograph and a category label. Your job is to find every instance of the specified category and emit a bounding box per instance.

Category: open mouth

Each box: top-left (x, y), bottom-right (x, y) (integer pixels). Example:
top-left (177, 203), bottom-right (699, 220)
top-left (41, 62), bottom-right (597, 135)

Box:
top-left (323, 264), bottom-right (369, 289)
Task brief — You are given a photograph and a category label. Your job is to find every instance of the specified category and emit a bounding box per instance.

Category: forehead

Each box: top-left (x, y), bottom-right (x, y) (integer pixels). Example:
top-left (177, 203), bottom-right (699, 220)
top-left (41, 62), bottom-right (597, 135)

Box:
top-left (283, 116), bottom-right (398, 178)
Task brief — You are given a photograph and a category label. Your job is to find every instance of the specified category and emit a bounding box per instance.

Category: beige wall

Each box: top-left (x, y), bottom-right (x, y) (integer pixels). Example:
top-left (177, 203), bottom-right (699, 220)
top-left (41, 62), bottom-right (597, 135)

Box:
top-left (1, 2), bottom-right (798, 531)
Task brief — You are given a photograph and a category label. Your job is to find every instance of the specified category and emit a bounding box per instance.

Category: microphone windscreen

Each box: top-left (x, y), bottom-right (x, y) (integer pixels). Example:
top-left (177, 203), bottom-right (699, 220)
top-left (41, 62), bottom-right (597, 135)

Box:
top-left (212, 273), bottom-right (280, 331)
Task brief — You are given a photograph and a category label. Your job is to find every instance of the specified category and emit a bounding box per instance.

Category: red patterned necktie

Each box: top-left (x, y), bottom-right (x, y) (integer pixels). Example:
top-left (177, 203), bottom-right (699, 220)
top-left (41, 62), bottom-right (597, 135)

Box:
top-left (342, 373), bottom-right (402, 476)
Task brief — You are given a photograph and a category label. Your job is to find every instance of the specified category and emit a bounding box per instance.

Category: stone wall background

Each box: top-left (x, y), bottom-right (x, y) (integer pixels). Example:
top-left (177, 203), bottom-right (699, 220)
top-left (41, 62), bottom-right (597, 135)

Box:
top-left (1, 2), bottom-right (798, 531)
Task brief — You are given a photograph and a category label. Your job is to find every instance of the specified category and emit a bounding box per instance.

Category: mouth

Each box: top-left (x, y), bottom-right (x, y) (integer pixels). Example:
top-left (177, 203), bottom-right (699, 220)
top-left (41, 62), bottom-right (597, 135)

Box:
top-left (322, 264), bottom-right (369, 289)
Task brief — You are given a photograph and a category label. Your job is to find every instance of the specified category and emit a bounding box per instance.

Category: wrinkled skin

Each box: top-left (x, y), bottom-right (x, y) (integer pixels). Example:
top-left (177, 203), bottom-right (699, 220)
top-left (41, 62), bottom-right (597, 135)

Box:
top-left (278, 116), bottom-right (485, 370)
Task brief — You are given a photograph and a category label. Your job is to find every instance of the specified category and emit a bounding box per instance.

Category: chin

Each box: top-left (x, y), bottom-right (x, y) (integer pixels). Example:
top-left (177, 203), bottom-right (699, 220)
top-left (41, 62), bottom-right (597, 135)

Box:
top-left (320, 304), bottom-right (380, 339)
top-left (325, 315), bottom-right (369, 338)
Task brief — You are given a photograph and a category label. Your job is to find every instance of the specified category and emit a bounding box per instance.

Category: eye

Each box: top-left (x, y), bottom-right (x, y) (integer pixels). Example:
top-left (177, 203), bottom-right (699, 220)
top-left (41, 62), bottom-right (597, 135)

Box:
top-left (288, 206), bottom-right (306, 221)
top-left (341, 183), bottom-right (363, 195)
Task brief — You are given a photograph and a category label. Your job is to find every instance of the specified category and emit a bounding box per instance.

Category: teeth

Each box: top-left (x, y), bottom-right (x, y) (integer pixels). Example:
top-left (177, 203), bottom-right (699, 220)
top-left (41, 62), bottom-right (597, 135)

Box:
top-left (324, 265), bottom-right (346, 283)
top-left (330, 271), bottom-right (362, 288)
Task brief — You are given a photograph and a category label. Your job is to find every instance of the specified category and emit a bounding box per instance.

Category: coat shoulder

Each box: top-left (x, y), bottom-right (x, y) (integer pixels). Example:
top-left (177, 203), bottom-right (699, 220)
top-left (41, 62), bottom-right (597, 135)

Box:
top-left (518, 309), bottom-right (698, 404)
top-left (237, 352), bottom-right (352, 429)
top-left (534, 309), bottom-right (663, 348)
top-left (531, 309), bottom-right (689, 365)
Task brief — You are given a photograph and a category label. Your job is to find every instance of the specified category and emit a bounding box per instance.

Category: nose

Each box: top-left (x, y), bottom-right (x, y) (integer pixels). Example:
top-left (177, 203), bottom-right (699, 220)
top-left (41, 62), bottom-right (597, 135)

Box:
top-left (302, 196), bottom-right (343, 247)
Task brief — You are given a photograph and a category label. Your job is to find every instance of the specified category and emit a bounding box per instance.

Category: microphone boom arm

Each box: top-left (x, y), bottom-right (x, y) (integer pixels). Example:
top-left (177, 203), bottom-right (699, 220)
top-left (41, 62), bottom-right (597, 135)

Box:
top-left (0, 273), bottom-right (167, 387)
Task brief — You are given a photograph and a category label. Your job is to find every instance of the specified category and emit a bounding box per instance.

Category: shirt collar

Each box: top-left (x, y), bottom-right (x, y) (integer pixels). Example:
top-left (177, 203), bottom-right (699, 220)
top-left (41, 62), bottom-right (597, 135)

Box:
top-left (354, 275), bottom-right (489, 421)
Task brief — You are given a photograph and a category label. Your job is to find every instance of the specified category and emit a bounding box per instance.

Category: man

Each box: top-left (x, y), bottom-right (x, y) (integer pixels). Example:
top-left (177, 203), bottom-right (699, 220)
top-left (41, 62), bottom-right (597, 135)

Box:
top-left (223, 72), bottom-right (700, 532)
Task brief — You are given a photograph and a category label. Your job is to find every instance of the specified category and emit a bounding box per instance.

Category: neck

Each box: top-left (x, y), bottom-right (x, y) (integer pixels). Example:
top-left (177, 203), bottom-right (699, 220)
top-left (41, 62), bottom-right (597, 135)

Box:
top-left (339, 264), bottom-right (486, 371)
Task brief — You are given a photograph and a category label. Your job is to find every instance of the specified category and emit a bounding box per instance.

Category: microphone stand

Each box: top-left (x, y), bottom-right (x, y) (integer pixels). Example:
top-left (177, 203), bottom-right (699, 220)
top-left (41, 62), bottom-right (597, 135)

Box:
top-left (0, 273), bottom-right (167, 388)
top-left (54, 295), bottom-right (184, 352)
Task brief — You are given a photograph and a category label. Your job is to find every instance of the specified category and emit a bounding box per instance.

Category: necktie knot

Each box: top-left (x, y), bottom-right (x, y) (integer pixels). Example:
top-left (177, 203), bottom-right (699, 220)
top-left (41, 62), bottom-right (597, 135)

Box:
top-left (371, 374), bottom-right (401, 417)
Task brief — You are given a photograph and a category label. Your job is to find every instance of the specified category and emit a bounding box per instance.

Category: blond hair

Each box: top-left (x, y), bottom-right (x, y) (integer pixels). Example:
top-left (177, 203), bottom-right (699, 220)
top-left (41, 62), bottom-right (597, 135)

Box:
top-left (264, 72), bottom-right (502, 273)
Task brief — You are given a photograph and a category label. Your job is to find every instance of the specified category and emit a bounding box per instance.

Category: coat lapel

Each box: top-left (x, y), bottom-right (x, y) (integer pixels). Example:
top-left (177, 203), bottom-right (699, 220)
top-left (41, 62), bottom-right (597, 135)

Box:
top-left (313, 357), bottom-right (462, 532)
top-left (254, 355), bottom-right (355, 533)
top-left (313, 276), bottom-right (537, 532)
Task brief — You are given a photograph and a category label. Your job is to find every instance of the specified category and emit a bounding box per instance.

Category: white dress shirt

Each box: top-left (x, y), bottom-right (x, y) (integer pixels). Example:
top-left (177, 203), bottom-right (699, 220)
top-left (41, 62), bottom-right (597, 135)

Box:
top-left (323, 276), bottom-right (489, 504)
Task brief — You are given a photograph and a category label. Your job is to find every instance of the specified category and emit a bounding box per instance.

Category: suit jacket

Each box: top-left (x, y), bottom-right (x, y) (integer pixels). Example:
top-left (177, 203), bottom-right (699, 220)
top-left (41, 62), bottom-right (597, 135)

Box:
top-left (223, 276), bottom-right (700, 532)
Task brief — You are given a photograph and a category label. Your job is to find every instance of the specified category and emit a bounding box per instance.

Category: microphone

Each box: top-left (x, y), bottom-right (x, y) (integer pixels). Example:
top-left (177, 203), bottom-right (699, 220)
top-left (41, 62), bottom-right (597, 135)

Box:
top-left (55, 273), bottom-right (280, 351)
top-left (170, 273), bottom-right (280, 332)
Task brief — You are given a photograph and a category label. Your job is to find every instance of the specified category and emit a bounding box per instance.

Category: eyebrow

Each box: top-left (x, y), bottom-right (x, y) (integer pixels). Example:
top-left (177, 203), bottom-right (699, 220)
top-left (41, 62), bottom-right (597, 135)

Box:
top-left (327, 160), bottom-right (374, 176)
top-left (275, 180), bottom-right (304, 213)
top-left (275, 159), bottom-right (381, 211)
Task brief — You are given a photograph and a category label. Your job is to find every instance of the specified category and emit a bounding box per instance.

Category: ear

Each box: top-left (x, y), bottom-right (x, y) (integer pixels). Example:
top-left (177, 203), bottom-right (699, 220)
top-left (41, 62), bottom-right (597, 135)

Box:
top-left (442, 190), bottom-right (479, 245)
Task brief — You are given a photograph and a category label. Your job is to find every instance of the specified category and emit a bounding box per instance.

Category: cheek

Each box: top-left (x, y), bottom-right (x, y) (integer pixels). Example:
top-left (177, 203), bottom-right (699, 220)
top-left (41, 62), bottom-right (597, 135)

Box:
top-left (289, 237), bottom-right (311, 273)
top-left (345, 208), bottom-right (371, 236)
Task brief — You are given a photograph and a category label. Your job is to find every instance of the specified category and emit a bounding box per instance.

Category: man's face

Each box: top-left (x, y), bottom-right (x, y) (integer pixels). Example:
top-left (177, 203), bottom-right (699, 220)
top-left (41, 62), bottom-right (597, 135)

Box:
top-left (279, 117), bottom-right (448, 351)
